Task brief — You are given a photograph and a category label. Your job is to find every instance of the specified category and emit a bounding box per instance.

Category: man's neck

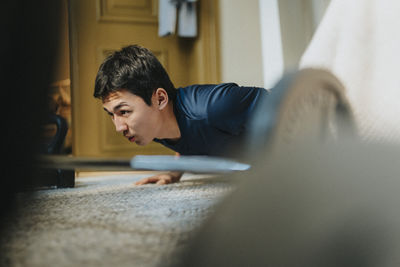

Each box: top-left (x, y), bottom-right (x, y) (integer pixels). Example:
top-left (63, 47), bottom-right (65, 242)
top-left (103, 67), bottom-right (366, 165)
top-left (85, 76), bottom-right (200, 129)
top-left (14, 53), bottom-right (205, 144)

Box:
top-left (159, 102), bottom-right (181, 140)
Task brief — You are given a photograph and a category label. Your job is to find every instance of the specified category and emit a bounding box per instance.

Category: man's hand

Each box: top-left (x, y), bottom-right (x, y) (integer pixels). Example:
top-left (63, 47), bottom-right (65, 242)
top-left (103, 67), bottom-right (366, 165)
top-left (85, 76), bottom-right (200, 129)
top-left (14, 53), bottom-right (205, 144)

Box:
top-left (134, 171), bottom-right (183, 185)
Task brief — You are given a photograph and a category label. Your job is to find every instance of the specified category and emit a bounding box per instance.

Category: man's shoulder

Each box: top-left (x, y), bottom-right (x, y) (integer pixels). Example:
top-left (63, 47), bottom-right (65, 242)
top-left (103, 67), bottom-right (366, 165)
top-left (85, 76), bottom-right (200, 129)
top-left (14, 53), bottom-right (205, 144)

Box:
top-left (178, 83), bottom-right (239, 94)
top-left (177, 83), bottom-right (250, 105)
top-left (175, 83), bottom-right (237, 117)
top-left (176, 83), bottom-right (268, 114)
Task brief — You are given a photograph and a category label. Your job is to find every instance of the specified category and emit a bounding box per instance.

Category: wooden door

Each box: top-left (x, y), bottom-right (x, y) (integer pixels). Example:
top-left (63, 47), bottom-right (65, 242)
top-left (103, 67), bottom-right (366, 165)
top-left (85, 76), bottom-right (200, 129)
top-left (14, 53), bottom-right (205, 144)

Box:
top-left (69, 0), bottom-right (220, 157)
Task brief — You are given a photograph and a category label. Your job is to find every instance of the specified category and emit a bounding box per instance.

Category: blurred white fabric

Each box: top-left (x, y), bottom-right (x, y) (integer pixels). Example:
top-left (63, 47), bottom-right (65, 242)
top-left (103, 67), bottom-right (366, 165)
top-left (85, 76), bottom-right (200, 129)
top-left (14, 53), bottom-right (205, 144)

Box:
top-left (158, 0), bottom-right (177, 36)
top-left (177, 0), bottom-right (197, 37)
top-left (300, 0), bottom-right (400, 144)
top-left (158, 0), bottom-right (197, 37)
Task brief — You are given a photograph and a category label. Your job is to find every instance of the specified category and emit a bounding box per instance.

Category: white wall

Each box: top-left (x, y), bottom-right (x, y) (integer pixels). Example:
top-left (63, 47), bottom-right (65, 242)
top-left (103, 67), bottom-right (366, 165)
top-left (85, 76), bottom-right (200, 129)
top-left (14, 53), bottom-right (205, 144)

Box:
top-left (310, 0), bottom-right (331, 31)
top-left (277, 0), bottom-right (331, 71)
top-left (218, 0), bottom-right (264, 87)
top-left (259, 0), bottom-right (284, 89)
top-left (218, 0), bottom-right (330, 89)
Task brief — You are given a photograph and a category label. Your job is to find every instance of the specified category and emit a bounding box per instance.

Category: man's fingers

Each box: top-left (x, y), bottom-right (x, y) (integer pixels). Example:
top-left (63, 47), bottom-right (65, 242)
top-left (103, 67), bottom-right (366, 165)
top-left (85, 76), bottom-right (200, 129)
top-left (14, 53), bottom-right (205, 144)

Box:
top-left (135, 177), bottom-right (159, 185)
top-left (134, 178), bottom-right (148, 185)
top-left (156, 179), bottom-right (167, 185)
top-left (134, 176), bottom-right (171, 185)
top-left (134, 173), bottom-right (179, 186)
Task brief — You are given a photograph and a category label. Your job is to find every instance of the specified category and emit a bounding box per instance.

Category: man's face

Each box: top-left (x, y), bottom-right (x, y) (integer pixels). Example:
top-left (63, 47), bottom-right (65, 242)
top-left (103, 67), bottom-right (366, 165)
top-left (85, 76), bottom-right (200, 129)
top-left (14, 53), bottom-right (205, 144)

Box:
top-left (102, 90), bottom-right (161, 146)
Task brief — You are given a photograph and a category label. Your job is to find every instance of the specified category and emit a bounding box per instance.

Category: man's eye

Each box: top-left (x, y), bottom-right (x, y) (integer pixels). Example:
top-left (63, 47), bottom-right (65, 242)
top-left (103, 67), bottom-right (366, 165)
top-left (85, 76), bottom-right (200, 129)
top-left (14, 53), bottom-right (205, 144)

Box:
top-left (120, 110), bottom-right (131, 115)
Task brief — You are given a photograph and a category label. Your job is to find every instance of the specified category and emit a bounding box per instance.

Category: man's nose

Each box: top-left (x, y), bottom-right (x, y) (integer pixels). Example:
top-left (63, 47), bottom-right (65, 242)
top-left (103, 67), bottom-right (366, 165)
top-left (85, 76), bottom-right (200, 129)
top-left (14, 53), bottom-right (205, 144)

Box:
top-left (113, 116), bottom-right (128, 133)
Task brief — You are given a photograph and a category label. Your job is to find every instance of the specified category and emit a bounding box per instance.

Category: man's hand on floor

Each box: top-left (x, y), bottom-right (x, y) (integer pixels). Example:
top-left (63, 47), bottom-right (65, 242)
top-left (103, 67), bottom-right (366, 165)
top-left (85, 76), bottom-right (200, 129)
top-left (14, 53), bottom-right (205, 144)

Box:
top-left (134, 171), bottom-right (183, 185)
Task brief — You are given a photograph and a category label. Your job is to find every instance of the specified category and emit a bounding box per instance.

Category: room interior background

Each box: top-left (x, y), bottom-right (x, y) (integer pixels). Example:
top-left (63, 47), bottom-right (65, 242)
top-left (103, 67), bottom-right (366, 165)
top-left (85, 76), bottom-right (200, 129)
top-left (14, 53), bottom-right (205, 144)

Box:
top-left (50, 0), bottom-right (330, 158)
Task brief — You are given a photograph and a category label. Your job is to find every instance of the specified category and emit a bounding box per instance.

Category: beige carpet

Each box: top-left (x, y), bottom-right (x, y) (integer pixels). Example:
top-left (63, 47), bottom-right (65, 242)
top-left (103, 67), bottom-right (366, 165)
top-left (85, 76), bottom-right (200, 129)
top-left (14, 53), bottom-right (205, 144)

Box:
top-left (0, 172), bottom-right (235, 267)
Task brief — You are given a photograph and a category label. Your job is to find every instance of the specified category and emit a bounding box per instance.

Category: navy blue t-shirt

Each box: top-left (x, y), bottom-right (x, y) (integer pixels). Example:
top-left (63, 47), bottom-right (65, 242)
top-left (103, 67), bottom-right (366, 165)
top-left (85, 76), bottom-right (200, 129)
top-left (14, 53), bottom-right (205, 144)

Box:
top-left (154, 83), bottom-right (269, 157)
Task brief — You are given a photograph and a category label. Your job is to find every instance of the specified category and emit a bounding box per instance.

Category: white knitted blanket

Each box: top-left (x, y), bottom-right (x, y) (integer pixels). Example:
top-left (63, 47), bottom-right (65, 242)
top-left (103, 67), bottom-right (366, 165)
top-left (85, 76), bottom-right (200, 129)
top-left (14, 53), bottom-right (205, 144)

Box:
top-left (300, 0), bottom-right (400, 144)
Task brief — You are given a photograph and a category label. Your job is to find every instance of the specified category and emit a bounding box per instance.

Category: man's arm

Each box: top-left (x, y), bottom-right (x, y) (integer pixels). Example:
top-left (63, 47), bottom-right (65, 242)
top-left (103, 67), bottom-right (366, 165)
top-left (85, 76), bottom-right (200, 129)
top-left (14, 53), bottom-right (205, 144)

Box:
top-left (134, 171), bottom-right (183, 185)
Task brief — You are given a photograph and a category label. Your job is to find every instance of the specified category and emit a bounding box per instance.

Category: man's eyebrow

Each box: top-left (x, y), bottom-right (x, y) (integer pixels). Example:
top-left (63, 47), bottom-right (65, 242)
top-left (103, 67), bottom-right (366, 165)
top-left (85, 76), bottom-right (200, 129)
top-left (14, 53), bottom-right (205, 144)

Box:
top-left (104, 102), bottom-right (129, 114)
top-left (103, 107), bottom-right (112, 114)
top-left (113, 102), bottom-right (129, 112)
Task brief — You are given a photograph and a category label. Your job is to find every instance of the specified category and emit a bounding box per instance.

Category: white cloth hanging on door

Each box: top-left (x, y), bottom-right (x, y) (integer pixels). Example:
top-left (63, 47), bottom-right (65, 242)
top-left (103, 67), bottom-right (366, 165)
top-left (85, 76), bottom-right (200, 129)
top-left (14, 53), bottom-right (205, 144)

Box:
top-left (300, 0), bottom-right (400, 144)
top-left (177, 0), bottom-right (197, 37)
top-left (158, 0), bottom-right (197, 38)
top-left (158, 0), bottom-right (177, 36)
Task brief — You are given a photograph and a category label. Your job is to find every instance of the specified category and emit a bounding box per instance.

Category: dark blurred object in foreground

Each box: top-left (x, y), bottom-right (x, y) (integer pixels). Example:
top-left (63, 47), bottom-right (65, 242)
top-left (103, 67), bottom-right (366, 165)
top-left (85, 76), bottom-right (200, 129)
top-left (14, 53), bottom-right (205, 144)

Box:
top-left (1, 0), bottom-right (62, 221)
top-left (175, 139), bottom-right (400, 267)
top-left (174, 69), bottom-right (399, 267)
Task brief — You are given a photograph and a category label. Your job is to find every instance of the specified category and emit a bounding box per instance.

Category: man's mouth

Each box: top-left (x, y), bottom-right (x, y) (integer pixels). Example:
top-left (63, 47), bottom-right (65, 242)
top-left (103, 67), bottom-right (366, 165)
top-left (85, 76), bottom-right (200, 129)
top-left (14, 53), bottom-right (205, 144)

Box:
top-left (128, 136), bottom-right (136, 142)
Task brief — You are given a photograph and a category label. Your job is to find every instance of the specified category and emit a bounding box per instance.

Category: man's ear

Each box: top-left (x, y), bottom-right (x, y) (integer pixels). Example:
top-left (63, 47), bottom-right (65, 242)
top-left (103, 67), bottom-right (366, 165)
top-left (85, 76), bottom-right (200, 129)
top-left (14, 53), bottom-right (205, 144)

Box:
top-left (153, 88), bottom-right (169, 110)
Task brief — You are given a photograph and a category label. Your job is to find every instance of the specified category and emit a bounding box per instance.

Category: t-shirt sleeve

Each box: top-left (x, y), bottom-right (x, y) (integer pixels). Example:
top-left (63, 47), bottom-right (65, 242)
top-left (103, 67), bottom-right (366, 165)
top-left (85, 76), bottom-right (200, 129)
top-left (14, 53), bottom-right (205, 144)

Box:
top-left (207, 83), bottom-right (267, 135)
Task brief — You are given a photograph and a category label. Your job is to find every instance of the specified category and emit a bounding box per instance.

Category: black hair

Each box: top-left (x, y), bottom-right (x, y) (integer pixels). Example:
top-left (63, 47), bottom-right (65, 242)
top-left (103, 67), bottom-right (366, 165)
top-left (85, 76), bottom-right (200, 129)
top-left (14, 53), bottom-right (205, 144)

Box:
top-left (94, 44), bottom-right (176, 105)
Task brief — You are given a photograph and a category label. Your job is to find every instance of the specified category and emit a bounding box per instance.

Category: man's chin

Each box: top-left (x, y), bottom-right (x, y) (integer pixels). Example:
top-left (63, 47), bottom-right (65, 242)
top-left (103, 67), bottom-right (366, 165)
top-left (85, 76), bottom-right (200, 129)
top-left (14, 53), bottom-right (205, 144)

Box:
top-left (135, 140), bottom-right (149, 146)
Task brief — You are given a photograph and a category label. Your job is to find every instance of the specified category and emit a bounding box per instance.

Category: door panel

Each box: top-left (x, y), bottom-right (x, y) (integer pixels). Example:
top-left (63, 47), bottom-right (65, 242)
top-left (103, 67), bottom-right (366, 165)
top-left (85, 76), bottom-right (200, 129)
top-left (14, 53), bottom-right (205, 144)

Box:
top-left (99, 0), bottom-right (157, 24)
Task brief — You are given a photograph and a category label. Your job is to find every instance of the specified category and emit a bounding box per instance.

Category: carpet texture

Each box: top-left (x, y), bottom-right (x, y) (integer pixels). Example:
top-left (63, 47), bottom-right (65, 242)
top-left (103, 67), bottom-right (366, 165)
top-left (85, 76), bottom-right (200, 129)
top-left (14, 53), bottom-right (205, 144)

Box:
top-left (0, 173), bottom-right (235, 267)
